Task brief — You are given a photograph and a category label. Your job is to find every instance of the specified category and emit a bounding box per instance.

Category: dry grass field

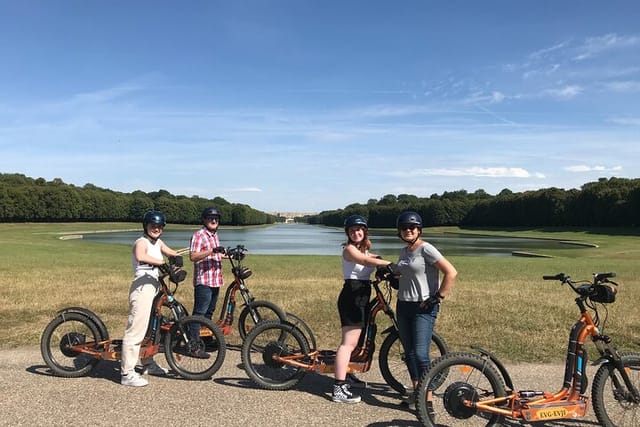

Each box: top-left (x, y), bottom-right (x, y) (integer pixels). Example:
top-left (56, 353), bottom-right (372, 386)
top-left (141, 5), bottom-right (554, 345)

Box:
top-left (1, 223), bottom-right (639, 363)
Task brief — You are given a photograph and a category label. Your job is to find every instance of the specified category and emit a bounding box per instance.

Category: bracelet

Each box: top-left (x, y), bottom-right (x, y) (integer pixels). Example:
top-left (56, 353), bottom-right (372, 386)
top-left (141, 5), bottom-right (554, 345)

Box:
top-left (436, 292), bottom-right (445, 300)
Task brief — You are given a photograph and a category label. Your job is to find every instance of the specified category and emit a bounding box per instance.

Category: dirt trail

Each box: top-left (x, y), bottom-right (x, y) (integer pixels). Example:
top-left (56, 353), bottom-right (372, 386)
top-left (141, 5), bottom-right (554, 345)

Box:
top-left (1, 346), bottom-right (598, 426)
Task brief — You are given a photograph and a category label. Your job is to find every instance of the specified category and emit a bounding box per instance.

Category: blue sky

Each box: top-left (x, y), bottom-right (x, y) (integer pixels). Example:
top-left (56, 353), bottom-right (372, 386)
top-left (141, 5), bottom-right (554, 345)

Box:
top-left (1, 1), bottom-right (639, 214)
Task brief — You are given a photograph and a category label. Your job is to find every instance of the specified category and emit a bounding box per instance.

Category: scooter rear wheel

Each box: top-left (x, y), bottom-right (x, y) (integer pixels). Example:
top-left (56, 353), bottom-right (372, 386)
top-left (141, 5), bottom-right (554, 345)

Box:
top-left (241, 320), bottom-right (310, 390)
top-left (416, 352), bottom-right (506, 427)
top-left (40, 312), bottom-right (101, 377)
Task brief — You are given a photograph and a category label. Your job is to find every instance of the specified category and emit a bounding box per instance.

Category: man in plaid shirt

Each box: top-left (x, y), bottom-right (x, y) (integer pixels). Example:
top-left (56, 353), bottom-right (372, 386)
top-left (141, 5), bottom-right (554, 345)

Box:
top-left (189, 207), bottom-right (225, 357)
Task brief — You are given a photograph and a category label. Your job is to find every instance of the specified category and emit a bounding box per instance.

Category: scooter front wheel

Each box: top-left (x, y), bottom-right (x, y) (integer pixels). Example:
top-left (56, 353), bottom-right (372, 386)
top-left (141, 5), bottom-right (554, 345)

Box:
top-left (379, 329), bottom-right (448, 396)
top-left (592, 351), bottom-right (640, 427)
top-left (237, 300), bottom-right (286, 339)
top-left (164, 315), bottom-right (226, 380)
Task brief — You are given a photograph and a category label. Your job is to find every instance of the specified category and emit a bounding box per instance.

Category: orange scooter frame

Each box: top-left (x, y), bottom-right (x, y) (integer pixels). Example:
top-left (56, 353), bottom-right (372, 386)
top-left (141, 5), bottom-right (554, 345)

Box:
top-left (241, 274), bottom-right (448, 394)
top-left (41, 256), bottom-right (227, 381)
top-left (416, 272), bottom-right (640, 427)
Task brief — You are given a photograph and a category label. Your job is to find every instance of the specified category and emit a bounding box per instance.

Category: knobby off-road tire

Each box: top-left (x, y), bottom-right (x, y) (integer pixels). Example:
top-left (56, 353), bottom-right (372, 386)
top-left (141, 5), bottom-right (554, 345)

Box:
top-left (285, 312), bottom-right (317, 351)
top-left (592, 351), bottom-right (640, 427)
top-left (379, 330), bottom-right (448, 396)
top-left (40, 312), bottom-right (101, 377)
top-left (237, 300), bottom-right (287, 340)
top-left (416, 352), bottom-right (507, 427)
top-left (159, 300), bottom-right (189, 345)
top-left (241, 320), bottom-right (310, 391)
top-left (164, 315), bottom-right (226, 380)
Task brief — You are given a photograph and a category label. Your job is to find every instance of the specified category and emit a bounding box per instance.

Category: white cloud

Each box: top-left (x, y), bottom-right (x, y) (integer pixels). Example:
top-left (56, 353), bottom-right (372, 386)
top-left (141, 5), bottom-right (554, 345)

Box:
top-left (603, 81), bottom-right (640, 93)
top-left (529, 41), bottom-right (571, 61)
top-left (462, 91), bottom-right (506, 106)
top-left (392, 167), bottom-right (540, 178)
top-left (574, 33), bottom-right (640, 61)
top-left (225, 187), bottom-right (263, 192)
top-left (542, 85), bottom-right (583, 100)
top-left (522, 63), bottom-right (561, 80)
top-left (564, 165), bottom-right (623, 173)
top-left (607, 116), bottom-right (640, 126)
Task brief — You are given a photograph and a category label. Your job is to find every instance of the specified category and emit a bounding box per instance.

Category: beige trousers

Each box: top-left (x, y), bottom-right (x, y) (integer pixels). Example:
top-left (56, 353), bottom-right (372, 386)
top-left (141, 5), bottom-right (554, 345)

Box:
top-left (121, 275), bottom-right (159, 375)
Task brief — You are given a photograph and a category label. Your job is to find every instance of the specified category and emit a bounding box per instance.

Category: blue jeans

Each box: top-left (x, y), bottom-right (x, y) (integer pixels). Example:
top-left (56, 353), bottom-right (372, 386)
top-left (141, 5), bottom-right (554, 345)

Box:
top-left (190, 285), bottom-right (220, 338)
top-left (396, 300), bottom-right (439, 382)
top-left (193, 285), bottom-right (220, 320)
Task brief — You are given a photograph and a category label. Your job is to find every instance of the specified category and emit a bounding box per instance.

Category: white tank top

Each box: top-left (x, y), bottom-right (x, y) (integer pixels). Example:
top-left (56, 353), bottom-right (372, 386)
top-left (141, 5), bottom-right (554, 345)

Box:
top-left (342, 250), bottom-right (375, 280)
top-left (132, 236), bottom-right (163, 279)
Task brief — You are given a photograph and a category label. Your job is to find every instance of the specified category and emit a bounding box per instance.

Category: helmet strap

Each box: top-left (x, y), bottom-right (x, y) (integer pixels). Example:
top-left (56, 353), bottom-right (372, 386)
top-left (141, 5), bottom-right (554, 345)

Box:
top-left (398, 228), bottom-right (422, 245)
top-left (143, 232), bottom-right (158, 244)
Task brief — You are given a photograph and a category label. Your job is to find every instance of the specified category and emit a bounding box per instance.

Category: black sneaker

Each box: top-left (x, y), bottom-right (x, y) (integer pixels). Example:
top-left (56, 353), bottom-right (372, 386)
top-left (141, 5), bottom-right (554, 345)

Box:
top-left (202, 336), bottom-right (219, 352)
top-left (346, 373), bottom-right (367, 389)
top-left (401, 392), bottom-right (416, 407)
top-left (189, 347), bottom-right (211, 359)
top-left (332, 383), bottom-right (361, 403)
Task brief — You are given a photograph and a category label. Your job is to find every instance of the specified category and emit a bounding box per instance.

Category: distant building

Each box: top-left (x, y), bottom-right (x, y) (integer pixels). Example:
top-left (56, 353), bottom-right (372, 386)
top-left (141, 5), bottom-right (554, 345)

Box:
top-left (272, 211), bottom-right (317, 224)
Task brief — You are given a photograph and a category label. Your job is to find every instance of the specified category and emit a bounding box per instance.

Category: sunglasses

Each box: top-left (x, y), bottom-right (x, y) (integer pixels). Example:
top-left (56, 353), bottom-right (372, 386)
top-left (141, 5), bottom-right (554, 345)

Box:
top-left (205, 216), bottom-right (219, 222)
top-left (400, 225), bottom-right (418, 231)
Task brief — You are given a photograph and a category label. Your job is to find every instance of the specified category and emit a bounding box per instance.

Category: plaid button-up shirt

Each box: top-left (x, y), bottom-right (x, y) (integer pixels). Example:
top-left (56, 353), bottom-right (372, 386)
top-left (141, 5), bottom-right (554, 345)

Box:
top-left (190, 227), bottom-right (224, 287)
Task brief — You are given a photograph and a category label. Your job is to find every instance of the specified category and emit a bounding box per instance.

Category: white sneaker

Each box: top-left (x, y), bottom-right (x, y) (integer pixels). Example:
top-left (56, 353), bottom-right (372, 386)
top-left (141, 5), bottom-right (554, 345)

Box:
top-left (121, 372), bottom-right (149, 387)
top-left (142, 361), bottom-right (169, 376)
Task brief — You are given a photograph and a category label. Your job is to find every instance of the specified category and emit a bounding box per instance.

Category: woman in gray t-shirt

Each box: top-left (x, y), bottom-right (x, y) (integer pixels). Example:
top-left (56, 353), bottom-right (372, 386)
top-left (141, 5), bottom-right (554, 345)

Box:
top-left (394, 211), bottom-right (457, 405)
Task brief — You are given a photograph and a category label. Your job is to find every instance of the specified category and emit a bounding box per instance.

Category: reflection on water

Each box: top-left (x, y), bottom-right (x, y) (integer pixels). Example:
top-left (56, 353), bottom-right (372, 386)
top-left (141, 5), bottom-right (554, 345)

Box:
top-left (79, 224), bottom-right (584, 257)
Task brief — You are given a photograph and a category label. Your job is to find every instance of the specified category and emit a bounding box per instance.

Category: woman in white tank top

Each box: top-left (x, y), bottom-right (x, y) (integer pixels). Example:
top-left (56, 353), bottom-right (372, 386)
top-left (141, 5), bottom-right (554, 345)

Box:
top-left (120, 210), bottom-right (180, 387)
top-left (332, 215), bottom-right (395, 404)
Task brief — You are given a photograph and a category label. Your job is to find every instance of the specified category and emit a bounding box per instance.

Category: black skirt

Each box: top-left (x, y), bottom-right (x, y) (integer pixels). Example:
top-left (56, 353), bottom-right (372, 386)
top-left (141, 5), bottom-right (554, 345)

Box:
top-left (337, 279), bottom-right (371, 327)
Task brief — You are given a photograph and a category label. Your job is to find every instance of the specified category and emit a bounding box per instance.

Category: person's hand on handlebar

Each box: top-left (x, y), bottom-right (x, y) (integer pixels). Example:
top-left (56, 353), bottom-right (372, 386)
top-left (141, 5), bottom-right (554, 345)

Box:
top-left (376, 263), bottom-right (401, 287)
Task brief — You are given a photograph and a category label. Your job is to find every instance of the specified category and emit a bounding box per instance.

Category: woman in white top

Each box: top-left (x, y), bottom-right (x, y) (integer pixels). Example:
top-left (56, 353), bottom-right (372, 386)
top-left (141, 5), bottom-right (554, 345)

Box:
top-left (332, 215), bottom-right (394, 403)
top-left (121, 210), bottom-right (179, 387)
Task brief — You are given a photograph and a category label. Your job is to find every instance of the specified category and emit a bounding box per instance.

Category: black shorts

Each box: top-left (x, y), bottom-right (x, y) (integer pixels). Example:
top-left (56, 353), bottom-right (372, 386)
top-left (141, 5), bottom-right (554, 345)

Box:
top-left (337, 279), bottom-right (371, 327)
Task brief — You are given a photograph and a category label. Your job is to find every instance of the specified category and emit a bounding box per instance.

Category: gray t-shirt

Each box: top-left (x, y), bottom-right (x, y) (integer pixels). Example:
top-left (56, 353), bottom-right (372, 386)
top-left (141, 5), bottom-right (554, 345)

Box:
top-left (396, 242), bottom-right (443, 302)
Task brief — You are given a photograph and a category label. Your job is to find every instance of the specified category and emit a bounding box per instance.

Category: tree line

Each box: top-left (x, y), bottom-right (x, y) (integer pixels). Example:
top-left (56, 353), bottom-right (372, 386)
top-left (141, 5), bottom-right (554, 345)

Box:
top-left (2, 173), bottom-right (638, 228)
top-left (0, 174), bottom-right (279, 225)
top-left (305, 177), bottom-right (640, 228)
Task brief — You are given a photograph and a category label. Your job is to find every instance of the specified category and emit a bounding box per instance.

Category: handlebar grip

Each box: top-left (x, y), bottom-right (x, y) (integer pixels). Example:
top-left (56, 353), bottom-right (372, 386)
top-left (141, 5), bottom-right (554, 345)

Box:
top-left (543, 274), bottom-right (563, 280)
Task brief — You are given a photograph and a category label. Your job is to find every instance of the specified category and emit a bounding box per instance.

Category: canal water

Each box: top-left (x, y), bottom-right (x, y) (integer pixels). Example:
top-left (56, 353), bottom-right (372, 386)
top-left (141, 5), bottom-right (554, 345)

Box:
top-left (80, 223), bottom-right (582, 257)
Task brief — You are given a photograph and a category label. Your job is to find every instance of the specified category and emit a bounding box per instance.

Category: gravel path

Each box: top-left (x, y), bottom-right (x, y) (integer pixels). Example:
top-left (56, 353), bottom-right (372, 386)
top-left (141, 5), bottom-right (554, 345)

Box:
top-left (1, 346), bottom-right (600, 426)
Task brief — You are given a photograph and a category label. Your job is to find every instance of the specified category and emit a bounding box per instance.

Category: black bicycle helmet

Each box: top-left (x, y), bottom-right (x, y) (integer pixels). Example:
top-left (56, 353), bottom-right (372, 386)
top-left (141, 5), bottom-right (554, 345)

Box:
top-left (396, 211), bottom-right (423, 229)
top-left (142, 210), bottom-right (166, 229)
top-left (201, 206), bottom-right (221, 221)
top-left (344, 214), bottom-right (368, 231)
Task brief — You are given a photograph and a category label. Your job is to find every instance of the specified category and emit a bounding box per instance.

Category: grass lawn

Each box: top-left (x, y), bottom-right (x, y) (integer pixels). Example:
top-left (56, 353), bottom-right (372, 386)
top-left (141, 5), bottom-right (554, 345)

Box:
top-left (1, 223), bottom-right (638, 363)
